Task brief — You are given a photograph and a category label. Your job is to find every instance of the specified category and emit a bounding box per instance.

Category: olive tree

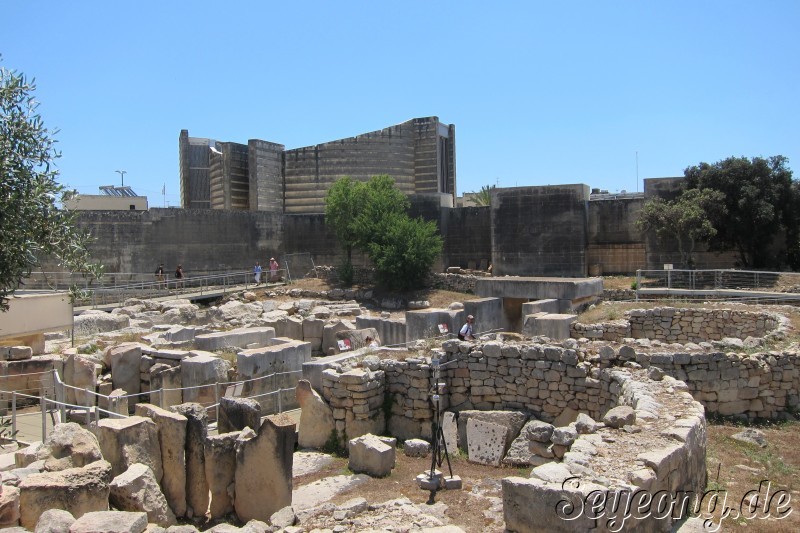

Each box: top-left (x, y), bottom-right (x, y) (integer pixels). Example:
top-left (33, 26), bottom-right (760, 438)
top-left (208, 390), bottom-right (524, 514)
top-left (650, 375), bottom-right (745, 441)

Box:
top-left (0, 64), bottom-right (101, 310)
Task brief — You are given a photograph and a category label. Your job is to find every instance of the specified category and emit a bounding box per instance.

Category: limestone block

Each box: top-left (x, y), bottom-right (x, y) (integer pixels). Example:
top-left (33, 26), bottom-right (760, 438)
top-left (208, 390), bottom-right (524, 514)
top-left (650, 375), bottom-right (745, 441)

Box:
top-left (180, 352), bottom-right (230, 409)
top-left (502, 476), bottom-right (598, 533)
top-left (18, 460), bottom-right (112, 530)
top-left (466, 419), bottom-right (507, 467)
top-left (602, 406), bottom-right (636, 429)
top-left (94, 417), bottom-right (163, 481)
top-left (0, 484), bottom-right (20, 527)
top-left (234, 415), bottom-right (296, 523)
top-left (457, 410), bottom-right (527, 452)
top-left (171, 403), bottom-right (208, 519)
top-left (530, 462), bottom-right (573, 484)
top-left (405, 309), bottom-right (461, 344)
top-left (334, 328), bottom-right (380, 353)
top-left (64, 354), bottom-right (98, 407)
top-left (552, 407), bottom-right (579, 427)
top-left (296, 380), bottom-right (335, 449)
top-left (150, 365), bottom-right (182, 409)
top-left (34, 509), bottom-right (75, 533)
top-left (194, 327), bottom-right (275, 351)
top-left (15, 441), bottom-right (43, 469)
top-left (203, 432), bottom-right (239, 519)
top-left (73, 313), bottom-right (129, 337)
top-left (208, 301), bottom-right (264, 324)
top-left (68, 511), bottom-right (147, 533)
top-left (164, 326), bottom-right (197, 343)
top-left (525, 420), bottom-right (555, 443)
top-left (134, 403), bottom-right (188, 518)
top-left (550, 426), bottom-right (577, 447)
top-left (442, 412), bottom-right (458, 454)
top-left (269, 506), bottom-right (296, 528)
top-left (403, 439), bottom-right (431, 458)
top-left (38, 422), bottom-right (102, 472)
top-left (105, 343), bottom-right (142, 408)
top-left (322, 320), bottom-right (356, 354)
top-left (218, 396), bottom-right (261, 434)
top-left (302, 317), bottom-right (324, 341)
top-left (348, 434), bottom-right (396, 477)
top-left (110, 463), bottom-right (176, 526)
top-left (574, 413), bottom-right (600, 434)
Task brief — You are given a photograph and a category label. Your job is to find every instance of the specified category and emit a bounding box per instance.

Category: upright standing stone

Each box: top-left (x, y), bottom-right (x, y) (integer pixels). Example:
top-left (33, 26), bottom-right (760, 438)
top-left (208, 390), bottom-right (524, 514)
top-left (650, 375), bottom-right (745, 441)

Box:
top-left (105, 343), bottom-right (142, 411)
top-left (134, 403), bottom-right (188, 517)
top-left (151, 365), bottom-right (182, 409)
top-left (93, 417), bottom-right (163, 481)
top-left (109, 463), bottom-right (176, 527)
top-left (38, 422), bottom-right (103, 472)
top-left (204, 432), bottom-right (240, 519)
top-left (466, 418), bottom-right (507, 467)
top-left (442, 412), bottom-right (458, 455)
top-left (68, 511), bottom-right (147, 533)
top-left (234, 415), bottom-right (296, 523)
top-left (295, 380), bottom-right (335, 449)
top-left (172, 403), bottom-right (209, 519)
top-left (218, 397), bottom-right (261, 434)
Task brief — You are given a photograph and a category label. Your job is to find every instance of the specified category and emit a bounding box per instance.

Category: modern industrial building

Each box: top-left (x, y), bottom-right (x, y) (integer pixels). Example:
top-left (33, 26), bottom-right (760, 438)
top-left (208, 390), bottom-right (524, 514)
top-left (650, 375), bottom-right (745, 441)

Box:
top-left (179, 116), bottom-right (456, 214)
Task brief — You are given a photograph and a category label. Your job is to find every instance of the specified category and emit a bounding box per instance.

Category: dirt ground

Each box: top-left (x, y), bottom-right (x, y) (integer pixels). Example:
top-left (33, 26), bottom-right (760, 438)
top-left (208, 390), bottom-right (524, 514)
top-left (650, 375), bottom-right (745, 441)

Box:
top-left (293, 447), bottom-right (509, 533)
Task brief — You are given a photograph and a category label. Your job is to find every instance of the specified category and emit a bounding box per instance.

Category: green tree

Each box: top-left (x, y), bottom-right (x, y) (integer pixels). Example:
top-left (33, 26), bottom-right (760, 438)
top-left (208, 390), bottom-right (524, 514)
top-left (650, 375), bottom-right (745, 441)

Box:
top-left (637, 189), bottom-right (726, 268)
top-left (471, 184), bottom-right (496, 206)
top-left (683, 156), bottom-right (795, 268)
top-left (0, 64), bottom-right (101, 311)
top-left (324, 174), bottom-right (443, 289)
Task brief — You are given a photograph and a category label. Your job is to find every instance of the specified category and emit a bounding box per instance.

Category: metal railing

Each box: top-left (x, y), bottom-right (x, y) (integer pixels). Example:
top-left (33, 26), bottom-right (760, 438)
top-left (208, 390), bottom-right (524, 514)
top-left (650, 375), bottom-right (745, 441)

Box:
top-left (635, 269), bottom-right (800, 302)
top-left (1, 368), bottom-right (303, 443)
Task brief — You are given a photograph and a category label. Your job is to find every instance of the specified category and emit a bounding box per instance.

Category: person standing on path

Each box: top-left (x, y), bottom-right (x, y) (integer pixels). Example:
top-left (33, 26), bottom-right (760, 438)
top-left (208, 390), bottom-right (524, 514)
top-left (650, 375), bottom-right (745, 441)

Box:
top-left (155, 263), bottom-right (165, 288)
top-left (254, 262), bottom-right (262, 285)
top-left (174, 264), bottom-right (184, 289)
top-left (269, 257), bottom-right (279, 282)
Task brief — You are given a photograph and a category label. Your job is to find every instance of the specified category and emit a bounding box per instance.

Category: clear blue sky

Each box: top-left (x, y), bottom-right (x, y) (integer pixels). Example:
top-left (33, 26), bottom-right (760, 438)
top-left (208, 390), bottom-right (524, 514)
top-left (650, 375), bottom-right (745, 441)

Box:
top-left (3, 1), bottom-right (798, 206)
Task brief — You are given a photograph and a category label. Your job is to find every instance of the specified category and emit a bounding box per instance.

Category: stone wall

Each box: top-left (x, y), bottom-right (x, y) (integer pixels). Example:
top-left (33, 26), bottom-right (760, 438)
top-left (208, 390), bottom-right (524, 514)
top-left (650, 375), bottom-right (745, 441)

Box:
top-left (572, 308), bottom-right (782, 343)
top-left (441, 206), bottom-right (492, 270)
top-left (321, 367), bottom-right (385, 440)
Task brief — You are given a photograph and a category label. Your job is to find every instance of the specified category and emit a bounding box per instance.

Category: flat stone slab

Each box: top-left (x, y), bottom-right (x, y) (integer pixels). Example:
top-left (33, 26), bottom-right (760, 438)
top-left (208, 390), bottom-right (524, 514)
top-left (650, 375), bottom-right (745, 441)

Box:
top-left (292, 451), bottom-right (335, 479)
top-left (291, 474), bottom-right (370, 510)
top-left (475, 277), bottom-right (603, 301)
top-left (466, 418), bottom-right (507, 466)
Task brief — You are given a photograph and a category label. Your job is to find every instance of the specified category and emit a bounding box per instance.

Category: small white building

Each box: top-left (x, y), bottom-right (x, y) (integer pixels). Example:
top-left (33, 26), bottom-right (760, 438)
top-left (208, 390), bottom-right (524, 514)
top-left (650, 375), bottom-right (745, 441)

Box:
top-left (64, 185), bottom-right (148, 211)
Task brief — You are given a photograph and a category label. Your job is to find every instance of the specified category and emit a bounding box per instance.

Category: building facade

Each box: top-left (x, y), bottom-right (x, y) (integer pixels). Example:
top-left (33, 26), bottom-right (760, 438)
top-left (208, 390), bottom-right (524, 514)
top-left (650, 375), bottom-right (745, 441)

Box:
top-left (179, 117), bottom-right (457, 214)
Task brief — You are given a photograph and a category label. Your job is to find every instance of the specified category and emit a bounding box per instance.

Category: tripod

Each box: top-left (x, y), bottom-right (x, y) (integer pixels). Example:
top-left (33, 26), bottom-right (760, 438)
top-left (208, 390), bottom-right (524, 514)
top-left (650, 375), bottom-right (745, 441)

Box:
top-left (429, 358), bottom-right (454, 481)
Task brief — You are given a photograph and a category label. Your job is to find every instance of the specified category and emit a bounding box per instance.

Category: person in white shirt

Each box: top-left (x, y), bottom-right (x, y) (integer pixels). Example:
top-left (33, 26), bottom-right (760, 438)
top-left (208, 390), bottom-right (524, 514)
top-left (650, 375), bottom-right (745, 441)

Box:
top-left (459, 314), bottom-right (475, 340)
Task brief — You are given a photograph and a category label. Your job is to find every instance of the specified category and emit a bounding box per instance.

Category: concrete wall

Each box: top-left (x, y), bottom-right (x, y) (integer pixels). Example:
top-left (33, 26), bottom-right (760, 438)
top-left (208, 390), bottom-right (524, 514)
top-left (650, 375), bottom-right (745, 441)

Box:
top-left (70, 208), bottom-right (284, 274)
top-left (64, 195), bottom-right (148, 211)
top-left (491, 185), bottom-right (590, 277)
top-left (179, 130), bottom-right (211, 209)
top-left (248, 139), bottom-right (285, 212)
top-left (587, 197), bottom-right (645, 275)
top-left (210, 142), bottom-right (249, 210)
top-left (442, 206), bottom-right (492, 270)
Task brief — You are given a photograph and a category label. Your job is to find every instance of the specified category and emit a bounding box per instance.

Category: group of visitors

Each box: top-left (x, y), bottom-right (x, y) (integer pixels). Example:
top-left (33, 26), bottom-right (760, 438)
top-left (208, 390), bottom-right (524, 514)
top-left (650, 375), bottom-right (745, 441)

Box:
top-left (154, 263), bottom-right (185, 289)
top-left (254, 257), bottom-right (280, 285)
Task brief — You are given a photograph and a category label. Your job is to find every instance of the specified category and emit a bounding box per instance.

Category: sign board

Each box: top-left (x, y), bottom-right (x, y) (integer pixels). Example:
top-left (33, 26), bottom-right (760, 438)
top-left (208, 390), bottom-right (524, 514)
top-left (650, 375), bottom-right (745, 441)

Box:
top-left (664, 264), bottom-right (674, 270)
top-left (337, 339), bottom-right (352, 351)
top-left (438, 323), bottom-right (449, 334)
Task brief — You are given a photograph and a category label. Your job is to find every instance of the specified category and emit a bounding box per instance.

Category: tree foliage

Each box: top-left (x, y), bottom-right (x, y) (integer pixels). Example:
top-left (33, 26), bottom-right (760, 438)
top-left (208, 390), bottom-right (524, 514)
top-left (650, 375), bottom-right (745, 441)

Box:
top-left (324, 175), bottom-right (443, 289)
top-left (0, 64), bottom-right (101, 311)
top-left (637, 188), bottom-right (726, 268)
top-left (471, 184), bottom-right (496, 207)
top-left (683, 155), bottom-right (795, 268)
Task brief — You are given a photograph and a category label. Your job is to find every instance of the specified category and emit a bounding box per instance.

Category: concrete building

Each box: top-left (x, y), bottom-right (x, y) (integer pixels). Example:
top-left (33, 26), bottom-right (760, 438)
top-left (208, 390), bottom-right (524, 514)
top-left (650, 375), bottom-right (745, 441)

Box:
top-left (64, 186), bottom-right (148, 211)
top-left (179, 117), bottom-right (457, 214)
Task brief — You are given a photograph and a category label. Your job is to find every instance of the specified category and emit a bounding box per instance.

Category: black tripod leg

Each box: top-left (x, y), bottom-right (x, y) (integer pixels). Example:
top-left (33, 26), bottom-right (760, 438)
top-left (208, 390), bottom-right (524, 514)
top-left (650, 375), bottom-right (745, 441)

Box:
top-left (438, 425), bottom-right (454, 478)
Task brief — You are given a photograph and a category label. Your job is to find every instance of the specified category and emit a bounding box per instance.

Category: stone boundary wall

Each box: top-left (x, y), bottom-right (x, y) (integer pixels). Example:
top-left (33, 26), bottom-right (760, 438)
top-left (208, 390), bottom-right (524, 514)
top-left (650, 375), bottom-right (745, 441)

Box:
top-left (572, 307), bottom-right (782, 342)
top-left (503, 370), bottom-right (707, 533)
top-left (311, 267), bottom-right (480, 294)
top-left (321, 367), bottom-right (386, 440)
top-left (633, 350), bottom-right (799, 418)
top-left (602, 288), bottom-right (636, 301)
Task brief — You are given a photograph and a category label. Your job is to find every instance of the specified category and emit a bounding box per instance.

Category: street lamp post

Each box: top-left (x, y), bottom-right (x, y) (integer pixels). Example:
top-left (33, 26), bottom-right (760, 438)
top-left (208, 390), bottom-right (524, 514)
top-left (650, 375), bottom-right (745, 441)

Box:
top-left (115, 170), bottom-right (127, 187)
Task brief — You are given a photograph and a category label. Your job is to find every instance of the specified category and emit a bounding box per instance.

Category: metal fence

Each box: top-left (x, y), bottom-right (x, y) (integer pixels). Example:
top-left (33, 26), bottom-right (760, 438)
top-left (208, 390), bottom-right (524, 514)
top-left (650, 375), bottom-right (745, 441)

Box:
top-left (635, 269), bottom-right (800, 303)
top-left (1, 368), bottom-right (303, 443)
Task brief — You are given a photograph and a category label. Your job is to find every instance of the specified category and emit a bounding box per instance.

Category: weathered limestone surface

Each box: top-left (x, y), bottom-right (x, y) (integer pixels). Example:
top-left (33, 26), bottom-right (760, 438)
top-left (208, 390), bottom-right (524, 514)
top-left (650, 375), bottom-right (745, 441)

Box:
top-left (68, 511), bottom-right (147, 533)
top-left (109, 463), bottom-right (176, 527)
top-left (38, 423), bottom-right (102, 472)
top-left (204, 432), bottom-right (239, 519)
top-left (466, 418), bottom-right (507, 467)
top-left (234, 415), bottom-right (296, 523)
top-left (19, 460), bottom-right (112, 530)
top-left (33, 509), bottom-right (75, 533)
top-left (134, 404), bottom-right (188, 517)
top-left (171, 403), bottom-right (208, 519)
top-left (348, 434), bottom-right (396, 477)
top-left (93, 416), bottom-right (163, 481)
top-left (218, 396), bottom-right (261, 434)
top-left (0, 485), bottom-right (20, 528)
top-left (180, 352), bottom-right (230, 411)
top-left (104, 343), bottom-right (142, 410)
top-left (296, 379), bottom-right (335, 449)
